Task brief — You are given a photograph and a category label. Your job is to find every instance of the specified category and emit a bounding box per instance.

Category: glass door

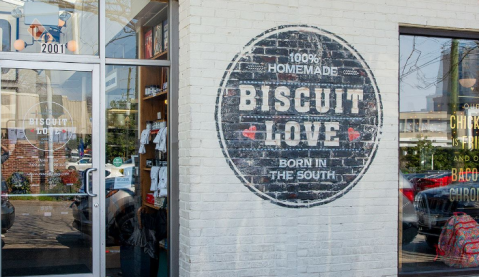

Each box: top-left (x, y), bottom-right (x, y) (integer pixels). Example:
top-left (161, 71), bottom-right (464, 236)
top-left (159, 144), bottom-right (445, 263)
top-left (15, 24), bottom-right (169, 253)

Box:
top-left (0, 60), bottom-right (100, 276)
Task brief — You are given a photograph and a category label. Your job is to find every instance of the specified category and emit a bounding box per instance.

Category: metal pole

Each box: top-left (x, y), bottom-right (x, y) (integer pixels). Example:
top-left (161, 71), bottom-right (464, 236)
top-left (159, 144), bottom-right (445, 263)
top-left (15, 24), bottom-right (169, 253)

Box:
top-left (46, 70), bottom-right (54, 173)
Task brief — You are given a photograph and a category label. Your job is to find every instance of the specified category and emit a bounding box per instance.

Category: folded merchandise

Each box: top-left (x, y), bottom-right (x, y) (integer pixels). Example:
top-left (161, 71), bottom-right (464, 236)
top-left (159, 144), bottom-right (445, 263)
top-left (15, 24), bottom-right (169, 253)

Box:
top-left (158, 166), bottom-right (167, 197)
top-left (145, 85), bottom-right (160, 97)
top-left (150, 166), bottom-right (160, 193)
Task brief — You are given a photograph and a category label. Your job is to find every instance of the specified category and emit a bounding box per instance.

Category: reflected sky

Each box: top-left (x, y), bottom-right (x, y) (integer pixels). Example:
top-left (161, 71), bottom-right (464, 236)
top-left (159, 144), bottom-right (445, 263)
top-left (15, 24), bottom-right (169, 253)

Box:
top-left (400, 35), bottom-right (479, 113)
top-left (400, 35), bottom-right (449, 112)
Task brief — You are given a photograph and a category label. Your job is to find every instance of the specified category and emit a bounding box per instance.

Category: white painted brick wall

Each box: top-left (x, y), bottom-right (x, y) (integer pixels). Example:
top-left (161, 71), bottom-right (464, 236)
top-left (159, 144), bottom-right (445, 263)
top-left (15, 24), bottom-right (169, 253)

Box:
top-left (177, 0), bottom-right (479, 276)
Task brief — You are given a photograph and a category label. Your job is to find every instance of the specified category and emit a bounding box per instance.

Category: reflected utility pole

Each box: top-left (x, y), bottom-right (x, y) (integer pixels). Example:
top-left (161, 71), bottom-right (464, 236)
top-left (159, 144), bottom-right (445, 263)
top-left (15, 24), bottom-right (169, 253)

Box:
top-left (450, 39), bottom-right (459, 140)
top-left (46, 70), bottom-right (54, 173)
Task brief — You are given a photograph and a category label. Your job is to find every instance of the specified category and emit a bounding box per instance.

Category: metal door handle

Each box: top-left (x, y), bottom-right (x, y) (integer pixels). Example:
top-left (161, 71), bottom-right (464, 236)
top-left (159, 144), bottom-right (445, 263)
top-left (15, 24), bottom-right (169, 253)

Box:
top-left (85, 167), bottom-right (97, 197)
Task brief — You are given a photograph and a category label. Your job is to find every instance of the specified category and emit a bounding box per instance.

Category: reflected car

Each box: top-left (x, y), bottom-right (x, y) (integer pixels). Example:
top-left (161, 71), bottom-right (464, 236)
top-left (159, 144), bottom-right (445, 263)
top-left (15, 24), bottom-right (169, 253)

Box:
top-left (410, 171), bottom-right (452, 193)
top-left (71, 168), bottom-right (135, 245)
top-left (414, 182), bottom-right (479, 248)
top-left (400, 173), bottom-right (418, 244)
top-left (1, 181), bottom-right (15, 233)
top-left (66, 158), bottom-right (93, 171)
top-left (68, 153), bottom-right (92, 163)
top-left (105, 161), bottom-right (135, 172)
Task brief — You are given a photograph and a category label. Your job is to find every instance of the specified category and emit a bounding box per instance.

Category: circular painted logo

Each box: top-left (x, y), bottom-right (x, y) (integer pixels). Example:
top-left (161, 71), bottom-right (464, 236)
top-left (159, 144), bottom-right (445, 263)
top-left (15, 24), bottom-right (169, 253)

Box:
top-left (23, 101), bottom-right (74, 152)
top-left (215, 25), bottom-right (382, 208)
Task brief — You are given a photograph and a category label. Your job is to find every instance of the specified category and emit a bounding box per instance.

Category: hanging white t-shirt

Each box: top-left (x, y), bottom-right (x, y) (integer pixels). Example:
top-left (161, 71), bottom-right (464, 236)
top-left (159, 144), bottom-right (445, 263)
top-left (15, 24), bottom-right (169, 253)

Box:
top-left (150, 166), bottom-right (160, 192)
top-left (157, 127), bottom-right (167, 153)
top-left (158, 166), bottom-right (167, 197)
top-left (139, 129), bottom-right (151, 154)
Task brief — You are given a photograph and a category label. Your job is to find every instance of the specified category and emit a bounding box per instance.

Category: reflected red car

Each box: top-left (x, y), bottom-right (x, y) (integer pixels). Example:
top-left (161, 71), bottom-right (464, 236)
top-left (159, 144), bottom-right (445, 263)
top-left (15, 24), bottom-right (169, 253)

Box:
top-left (411, 172), bottom-right (452, 193)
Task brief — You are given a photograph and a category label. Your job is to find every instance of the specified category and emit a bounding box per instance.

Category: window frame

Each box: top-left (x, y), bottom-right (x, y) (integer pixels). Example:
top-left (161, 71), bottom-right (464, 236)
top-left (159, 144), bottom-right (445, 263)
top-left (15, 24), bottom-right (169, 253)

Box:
top-left (398, 26), bottom-right (479, 276)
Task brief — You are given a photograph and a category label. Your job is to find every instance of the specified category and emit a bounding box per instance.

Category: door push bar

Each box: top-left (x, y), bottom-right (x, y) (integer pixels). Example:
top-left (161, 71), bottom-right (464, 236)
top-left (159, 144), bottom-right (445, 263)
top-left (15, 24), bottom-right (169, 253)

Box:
top-left (85, 167), bottom-right (97, 197)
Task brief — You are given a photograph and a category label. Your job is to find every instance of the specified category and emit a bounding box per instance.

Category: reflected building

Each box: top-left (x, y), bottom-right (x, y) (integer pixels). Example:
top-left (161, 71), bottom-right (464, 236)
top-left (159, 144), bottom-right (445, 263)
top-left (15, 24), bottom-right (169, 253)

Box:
top-left (0, 69), bottom-right (92, 193)
top-left (400, 40), bottom-right (479, 148)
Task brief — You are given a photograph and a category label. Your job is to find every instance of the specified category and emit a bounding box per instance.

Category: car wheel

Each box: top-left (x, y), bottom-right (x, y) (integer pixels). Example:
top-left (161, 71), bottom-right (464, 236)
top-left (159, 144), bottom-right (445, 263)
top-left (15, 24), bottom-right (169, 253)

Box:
top-left (116, 210), bottom-right (135, 244)
top-left (426, 235), bottom-right (439, 249)
top-left (68, 166), bottom-right (76, 170)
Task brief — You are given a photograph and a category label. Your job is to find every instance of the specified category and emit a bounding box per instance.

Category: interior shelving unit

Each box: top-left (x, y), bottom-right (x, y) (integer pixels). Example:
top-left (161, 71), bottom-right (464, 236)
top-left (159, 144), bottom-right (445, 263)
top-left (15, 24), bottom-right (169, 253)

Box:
top-left (137, 3), bottom-right (169, 211)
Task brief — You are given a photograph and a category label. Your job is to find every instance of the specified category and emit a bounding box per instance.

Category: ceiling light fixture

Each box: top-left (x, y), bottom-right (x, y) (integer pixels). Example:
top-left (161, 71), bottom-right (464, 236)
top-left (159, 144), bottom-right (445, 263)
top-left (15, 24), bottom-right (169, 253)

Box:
top-left (459, 78), bottom-right (476, 89)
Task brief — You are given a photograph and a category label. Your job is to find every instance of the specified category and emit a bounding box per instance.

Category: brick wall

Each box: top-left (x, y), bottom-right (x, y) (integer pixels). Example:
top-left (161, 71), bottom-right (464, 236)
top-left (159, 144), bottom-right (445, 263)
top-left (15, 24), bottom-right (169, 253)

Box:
top-left (178, 0), bottom-right (479, 276)
top-left (2, 140), bottom-right (69, 194)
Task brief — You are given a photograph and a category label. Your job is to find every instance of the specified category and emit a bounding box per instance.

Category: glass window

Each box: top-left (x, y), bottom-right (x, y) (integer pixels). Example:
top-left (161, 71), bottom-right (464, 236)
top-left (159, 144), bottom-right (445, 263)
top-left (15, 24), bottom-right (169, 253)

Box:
top-left (104, 65), bottom-right (169, 277)
top-left (0, 67), bottom-right (95, 275)
top-left (106, 1), bottom-right (168, 59)
top-left (400, 34), bottom-right (479, 275)
top-left (0, 0), bottom-right (98, 55)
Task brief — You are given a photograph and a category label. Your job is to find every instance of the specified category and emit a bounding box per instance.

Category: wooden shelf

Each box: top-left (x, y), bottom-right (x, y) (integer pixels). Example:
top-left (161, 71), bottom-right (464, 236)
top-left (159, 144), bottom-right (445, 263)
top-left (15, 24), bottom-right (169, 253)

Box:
top-left (144, 202), bottom-right (160, 210)
top-left (151, 50), bottom-right (167, 60)
top-left (143, 168), bottom-right (151, 171)
top-left (144, 90), bottom-right (167, 100)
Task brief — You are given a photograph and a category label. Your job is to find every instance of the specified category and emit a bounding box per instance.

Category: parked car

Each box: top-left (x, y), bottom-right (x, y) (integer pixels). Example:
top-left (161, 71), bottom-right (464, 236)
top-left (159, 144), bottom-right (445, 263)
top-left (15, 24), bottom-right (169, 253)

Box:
top-left (66, 158), bottom-right (93, 171)
top-left (71, 167), bottom-right (135, 245)
top-left (1, 181), bottom-right (14, 234)
top-left (414, 182), bottom-right (479, 248)
top-left (400, 173), bottom-right (418, 244)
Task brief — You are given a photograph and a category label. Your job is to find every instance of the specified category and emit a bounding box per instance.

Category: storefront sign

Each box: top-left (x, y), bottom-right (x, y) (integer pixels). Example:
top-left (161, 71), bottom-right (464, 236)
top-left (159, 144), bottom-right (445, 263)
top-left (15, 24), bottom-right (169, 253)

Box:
top-left (23, 101), bottom-right (74, 151)
top-left (216, 25), bottom-right (383, 208)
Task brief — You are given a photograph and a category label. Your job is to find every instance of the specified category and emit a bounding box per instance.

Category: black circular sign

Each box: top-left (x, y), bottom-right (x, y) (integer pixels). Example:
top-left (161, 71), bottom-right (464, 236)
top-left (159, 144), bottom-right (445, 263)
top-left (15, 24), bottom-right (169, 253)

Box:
top-left (216, 25), bottom-right (382, 208)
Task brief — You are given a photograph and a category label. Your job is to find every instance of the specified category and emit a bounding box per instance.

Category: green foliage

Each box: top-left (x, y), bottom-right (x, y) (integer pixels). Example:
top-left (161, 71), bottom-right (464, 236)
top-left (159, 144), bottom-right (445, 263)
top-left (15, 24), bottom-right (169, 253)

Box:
top-left (400, 138), bottom-right (452, 173)
top-left (6, 172), bottom-right (31, 194)
top-left (106, 127), bottom-right (137, 163)
top-left (400, 137), bottom-right (479, 174)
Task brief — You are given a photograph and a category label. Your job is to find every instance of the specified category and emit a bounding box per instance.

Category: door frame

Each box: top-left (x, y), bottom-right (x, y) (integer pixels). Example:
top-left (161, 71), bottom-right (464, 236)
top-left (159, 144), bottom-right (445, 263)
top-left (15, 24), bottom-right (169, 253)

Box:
top-left (0, 0), bottom-right (179, 275)
top-left (0, 60), bottom-right (102, 277)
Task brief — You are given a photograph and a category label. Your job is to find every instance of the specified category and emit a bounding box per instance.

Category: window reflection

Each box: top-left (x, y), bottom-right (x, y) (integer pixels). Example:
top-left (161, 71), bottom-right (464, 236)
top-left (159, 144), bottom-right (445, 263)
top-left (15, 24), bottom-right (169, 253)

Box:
top-left (0, 68), bottom-right (94, 276)
top-left (0, 0), bottom-right (98, 55)
top-left (400, 35), bottom-right (479, 274)
top-left (106, 0), bottom-right (168, 59)
top-left (104, 65), bottom-right (168, 277)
